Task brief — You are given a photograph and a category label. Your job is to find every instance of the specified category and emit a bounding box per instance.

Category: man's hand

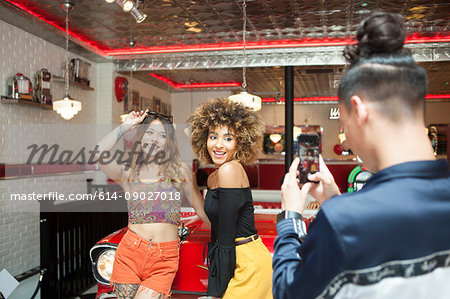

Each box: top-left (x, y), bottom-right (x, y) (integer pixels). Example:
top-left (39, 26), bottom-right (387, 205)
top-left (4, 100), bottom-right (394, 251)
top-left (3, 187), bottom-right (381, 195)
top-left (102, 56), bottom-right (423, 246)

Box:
top-left (306, 155), bottom-right (341, 204)
top-left (281, 157), bottom-right (312, 214)
top-left (281, 156), bottom-right (341, 214)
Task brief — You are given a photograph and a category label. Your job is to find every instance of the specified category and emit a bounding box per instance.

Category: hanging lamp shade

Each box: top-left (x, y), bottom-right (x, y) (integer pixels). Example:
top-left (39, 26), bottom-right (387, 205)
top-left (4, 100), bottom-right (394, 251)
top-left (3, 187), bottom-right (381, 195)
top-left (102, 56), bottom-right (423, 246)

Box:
top-left (228, 0), bottom-right (261, 111)
top-left (53, 95), bottom-right (82, 120)
top-left (229, 91), bottom-right (262, 111)
top-left (54, 0), bottom-right (82, 120)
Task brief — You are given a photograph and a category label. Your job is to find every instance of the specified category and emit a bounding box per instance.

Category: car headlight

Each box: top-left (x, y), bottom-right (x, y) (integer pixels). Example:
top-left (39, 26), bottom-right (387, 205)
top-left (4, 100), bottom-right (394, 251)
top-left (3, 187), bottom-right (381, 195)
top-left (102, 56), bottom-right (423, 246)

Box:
top-left (97, 249), bottom-right (116, 281)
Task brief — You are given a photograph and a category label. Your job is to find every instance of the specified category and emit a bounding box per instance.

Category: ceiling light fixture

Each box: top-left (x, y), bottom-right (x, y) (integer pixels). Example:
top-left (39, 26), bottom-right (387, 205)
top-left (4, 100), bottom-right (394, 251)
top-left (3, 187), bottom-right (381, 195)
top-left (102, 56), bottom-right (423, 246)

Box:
top-left (53, 0), bottom-right (82, 120)
top-left (115, 0), bottom-right (135, 12)
top-left (123, 0), bottom-right (135, 12)
top-left (186, 27), bottom-right (202, 33)
top-left (107, 0), bottom-right (146, 23)
top-left (130, 5), bottom-right (147, 23)
top-left (229, 0), bottom-right (262, 111)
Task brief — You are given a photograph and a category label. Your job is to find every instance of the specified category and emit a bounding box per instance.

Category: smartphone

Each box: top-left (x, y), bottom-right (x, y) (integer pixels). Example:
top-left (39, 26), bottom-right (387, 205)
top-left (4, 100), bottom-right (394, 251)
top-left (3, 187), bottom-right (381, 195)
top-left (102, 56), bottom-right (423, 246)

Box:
top-left (297, 133), bottom-right (320, 184)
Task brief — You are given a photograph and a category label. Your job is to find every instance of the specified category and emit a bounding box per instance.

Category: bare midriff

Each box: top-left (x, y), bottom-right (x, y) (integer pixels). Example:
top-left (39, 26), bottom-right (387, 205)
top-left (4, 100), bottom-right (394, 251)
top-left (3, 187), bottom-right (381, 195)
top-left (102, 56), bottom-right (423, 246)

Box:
top-left (128, 222), bottom-right (178, 242)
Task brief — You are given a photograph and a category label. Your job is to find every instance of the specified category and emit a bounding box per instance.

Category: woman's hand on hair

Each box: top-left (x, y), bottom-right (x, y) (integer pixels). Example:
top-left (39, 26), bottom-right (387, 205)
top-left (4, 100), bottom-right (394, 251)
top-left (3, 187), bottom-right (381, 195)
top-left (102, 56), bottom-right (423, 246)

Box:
top-left (123, 109), bottom-right (148, 125)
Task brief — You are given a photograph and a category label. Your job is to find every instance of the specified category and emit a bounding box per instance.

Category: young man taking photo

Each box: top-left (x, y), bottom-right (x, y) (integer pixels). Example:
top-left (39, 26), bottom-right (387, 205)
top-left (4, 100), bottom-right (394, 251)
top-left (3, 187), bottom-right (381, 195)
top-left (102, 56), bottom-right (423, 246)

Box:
top-left (272, 12), bottom-right (450, 299)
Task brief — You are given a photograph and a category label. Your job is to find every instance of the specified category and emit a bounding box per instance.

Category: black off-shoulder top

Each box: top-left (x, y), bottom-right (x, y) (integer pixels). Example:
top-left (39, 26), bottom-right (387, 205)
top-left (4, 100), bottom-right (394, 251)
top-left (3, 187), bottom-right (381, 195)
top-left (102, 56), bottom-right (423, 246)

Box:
top-left (204, 187), bottom-right (258, 297)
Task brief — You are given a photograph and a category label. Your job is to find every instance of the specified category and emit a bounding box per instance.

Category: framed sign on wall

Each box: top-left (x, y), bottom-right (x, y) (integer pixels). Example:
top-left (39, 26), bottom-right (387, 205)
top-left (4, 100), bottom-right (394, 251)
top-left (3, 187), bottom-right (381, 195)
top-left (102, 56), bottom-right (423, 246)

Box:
top-left (130, 90), bottom-right (140, 111)
top-left (153, 97), bottom-right (161, 113)
top-left (140, 97), bottom-right (152, 111)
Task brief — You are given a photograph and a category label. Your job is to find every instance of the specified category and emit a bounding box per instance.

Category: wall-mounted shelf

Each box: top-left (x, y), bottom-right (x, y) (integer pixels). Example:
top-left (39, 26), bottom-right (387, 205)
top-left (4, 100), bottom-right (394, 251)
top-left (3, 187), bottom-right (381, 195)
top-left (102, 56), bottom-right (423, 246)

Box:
top-left (52, 75), bottom-right (94, 91)
top-left (1, 97), bottom-right (53, 109)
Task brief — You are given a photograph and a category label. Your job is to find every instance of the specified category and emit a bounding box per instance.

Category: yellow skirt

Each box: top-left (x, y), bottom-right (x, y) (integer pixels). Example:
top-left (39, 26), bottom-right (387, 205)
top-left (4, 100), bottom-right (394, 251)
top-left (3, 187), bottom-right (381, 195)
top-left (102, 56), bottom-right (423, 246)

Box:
top-left (222, 236), bottom-right (273, 299)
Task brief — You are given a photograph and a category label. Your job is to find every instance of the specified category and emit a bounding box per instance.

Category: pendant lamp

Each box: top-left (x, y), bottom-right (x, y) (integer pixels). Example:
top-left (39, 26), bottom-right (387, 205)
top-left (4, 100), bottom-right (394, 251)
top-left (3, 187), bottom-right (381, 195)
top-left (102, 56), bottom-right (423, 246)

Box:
top-left (53, 0), bottom-right (82, 120)
top-left (228, 0), bottom-right (261, 111)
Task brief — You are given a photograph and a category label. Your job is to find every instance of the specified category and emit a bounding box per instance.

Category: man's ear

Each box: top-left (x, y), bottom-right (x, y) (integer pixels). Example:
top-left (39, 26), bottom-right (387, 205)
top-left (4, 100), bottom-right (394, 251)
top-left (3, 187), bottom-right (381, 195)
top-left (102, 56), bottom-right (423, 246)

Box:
top-left (350, 95), bottom-right (369, 125)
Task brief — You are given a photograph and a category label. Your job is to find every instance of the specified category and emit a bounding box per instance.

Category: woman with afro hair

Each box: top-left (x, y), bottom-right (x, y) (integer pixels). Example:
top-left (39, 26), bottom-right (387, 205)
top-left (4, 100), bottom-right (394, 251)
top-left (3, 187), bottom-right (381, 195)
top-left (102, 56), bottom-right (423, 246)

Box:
top-left (187, 98), bottom-right (273, 298)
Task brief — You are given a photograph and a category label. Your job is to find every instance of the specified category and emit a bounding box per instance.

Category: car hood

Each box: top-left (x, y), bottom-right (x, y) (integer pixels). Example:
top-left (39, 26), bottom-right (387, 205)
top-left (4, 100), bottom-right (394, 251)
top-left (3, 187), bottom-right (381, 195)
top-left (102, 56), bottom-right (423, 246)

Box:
top-left (94, 211), bottom-right (278, 247)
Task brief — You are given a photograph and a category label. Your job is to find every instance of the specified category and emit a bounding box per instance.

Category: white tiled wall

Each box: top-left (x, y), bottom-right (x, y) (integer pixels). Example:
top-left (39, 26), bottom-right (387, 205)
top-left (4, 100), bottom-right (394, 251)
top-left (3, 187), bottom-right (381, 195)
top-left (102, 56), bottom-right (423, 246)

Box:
top-left (96, 63), bottom-right (115, 125)
top-left (0, 17), bottom-right (178, 278)
top-left (0, 19), bottom-right (98, 276)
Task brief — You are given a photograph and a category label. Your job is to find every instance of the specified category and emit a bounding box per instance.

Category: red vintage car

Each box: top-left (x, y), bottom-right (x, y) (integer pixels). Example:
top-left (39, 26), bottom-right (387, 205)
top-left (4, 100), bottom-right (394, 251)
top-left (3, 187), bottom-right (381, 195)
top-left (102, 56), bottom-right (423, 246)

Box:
top-left (89, 191), bottom-right (318, 298)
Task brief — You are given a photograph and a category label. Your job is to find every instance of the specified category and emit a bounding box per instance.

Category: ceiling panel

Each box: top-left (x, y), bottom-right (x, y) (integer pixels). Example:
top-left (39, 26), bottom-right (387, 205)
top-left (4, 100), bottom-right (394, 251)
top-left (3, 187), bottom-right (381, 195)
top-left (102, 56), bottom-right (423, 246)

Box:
top-left (127, 62), bottom-right (450, 97)
top-left (1, 0), bottom-right (448, 51)
top-left (1, 0), bottom-right (449, 98)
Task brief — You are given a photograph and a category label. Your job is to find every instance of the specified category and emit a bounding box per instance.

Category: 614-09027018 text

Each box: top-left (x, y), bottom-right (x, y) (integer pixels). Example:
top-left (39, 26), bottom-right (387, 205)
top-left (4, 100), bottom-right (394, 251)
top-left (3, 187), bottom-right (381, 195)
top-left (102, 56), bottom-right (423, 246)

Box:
top-left (9, 191), bottom-right (181, 201)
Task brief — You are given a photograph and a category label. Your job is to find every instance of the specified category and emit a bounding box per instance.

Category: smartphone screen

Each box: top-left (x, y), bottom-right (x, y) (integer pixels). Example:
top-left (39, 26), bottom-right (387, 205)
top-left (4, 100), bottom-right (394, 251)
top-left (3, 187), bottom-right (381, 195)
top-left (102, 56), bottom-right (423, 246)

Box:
top-left (297, 133), bottom-right (320, 184)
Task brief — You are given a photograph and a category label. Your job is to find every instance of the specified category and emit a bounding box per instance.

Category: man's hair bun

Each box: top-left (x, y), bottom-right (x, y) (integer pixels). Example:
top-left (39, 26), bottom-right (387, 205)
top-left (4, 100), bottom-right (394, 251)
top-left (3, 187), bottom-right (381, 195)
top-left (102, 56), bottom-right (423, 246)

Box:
top-left (344, 12), bottom-right (407, 64)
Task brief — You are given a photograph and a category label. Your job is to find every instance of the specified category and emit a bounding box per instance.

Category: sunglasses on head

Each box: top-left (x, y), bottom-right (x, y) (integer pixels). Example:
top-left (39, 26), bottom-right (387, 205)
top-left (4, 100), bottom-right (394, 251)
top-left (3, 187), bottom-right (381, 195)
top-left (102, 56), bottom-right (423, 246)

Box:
top-left (145, 111), bottom-right (173, 123)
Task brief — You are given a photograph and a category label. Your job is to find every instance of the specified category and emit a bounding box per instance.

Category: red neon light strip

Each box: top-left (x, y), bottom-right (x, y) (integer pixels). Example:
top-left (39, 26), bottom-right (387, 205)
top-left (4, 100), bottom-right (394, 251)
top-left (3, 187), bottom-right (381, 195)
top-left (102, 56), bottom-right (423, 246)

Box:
top-left (262, 94), bottom-right (450, 102)
top-left (262, 97), bottom-right (339, 102)
top-left (105, 39), bottom-right (355, 56)
top-left (104, 35), bottom-right (450, 56)
top-left (150, 73), bottom-right (178, 88)
top-left (425, 94), bottom-right (450, 99)
top-left (177, 82), bottom-right (241, 88)
top-left (6, 0), bottom-right (450, 56)
top-left (148, 75), bottom-right (450, 98)
top-left (149, 73), bottom-right (241, 89)
top-left (405, 34), bottom-right (450, 44)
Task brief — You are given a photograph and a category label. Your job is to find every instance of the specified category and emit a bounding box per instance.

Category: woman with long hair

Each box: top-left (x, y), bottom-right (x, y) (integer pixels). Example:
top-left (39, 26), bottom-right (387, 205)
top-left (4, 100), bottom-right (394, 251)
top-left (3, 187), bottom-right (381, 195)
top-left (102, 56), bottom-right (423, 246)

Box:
top-left (95, 110), bottom-right (209, 298)
top-left (187, 98), bottom-right (273, 298)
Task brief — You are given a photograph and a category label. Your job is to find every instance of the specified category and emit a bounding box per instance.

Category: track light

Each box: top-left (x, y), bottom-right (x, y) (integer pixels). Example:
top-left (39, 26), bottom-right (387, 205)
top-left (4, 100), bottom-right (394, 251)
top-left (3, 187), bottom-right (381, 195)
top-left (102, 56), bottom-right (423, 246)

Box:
top-left (123, 0), bottom-right (135, 12)
top-left (115, 0), bottom-right (134, 12)
top-left (130, 5), bottom-right (147, 23)
top-left (105, 0), bottom-right (146, 23)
